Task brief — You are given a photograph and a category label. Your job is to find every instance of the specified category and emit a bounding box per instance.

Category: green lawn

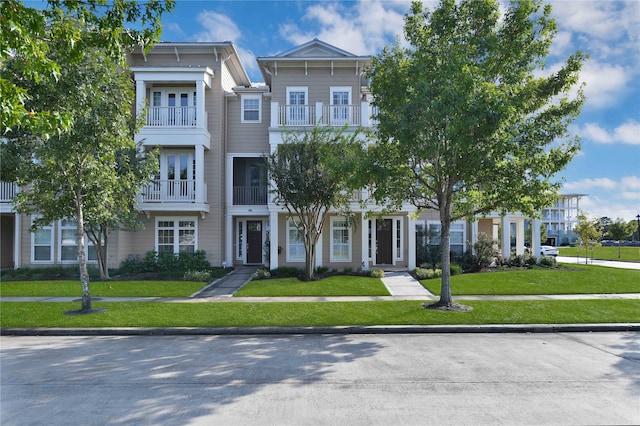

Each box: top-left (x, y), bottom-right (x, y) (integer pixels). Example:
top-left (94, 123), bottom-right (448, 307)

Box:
top-left (558, 246), bottom-right (640, 262)
top-left (234, 275), bottom-right (390, 297)
top-left (421, 265), bottom-right (640, 295)
top-left (0, 280), bottom-right (205, 297)
top-left (1, 299), bottom-right (638, 328)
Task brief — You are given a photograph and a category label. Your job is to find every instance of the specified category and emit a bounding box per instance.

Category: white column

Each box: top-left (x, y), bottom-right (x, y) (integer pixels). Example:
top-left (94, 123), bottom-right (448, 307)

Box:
top-left (361, 101), bottom-right (369, 127)
top-left (501, 216), bottom-right (510, 260)
top-left (269, 211), bottom-right (279, 269)
top-left (407, 217), bottom-right (416, 270)
top-left (315, 101), bottom-right (323, 125)
top-left (194, 145), bottom-right (205, 204)
top-left (196, 80), bottom-right (206, 128)
top-left (270, 101), bottom-right (279, 127)
top-left (225, 155), bottom-right (233, 208)
top-left (361, 215), bottom-right (369, 271)
top-left (516, 218), bottom-right (525, 255)
top-left (135, 80), bottom-right (146, 120)
top-left (532, 218), bottom-right (541, 263)
top-left (471, 220), bottom-right (479, 254)
top-left (225, 214), bottom-right (233, 267)
top-left (13, 213), bottom-right (21, 269)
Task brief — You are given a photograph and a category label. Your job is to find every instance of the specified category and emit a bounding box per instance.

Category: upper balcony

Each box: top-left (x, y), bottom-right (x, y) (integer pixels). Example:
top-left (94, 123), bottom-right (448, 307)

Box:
top-left (137, 180), bottom-right (209, 218)
top-left (0, 182), bottom-right (17, 213)
top-left (270, 101), bottom-right (378, 128)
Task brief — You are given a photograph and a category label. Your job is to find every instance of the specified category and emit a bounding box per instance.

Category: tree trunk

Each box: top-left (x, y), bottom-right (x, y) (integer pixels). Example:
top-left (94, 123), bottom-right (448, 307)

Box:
top-left (438, 215), bottom-right (453, 306)
top-left (76, 204), bottom-right (92, 312)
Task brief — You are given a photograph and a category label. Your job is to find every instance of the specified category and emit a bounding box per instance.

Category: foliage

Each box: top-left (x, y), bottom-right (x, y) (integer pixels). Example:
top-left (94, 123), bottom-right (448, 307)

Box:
top-left (251, 268), bottom-right (272, 280)
top-left (507, 253), bottom-right (537, 268)
top-left (118, 250), bottom-right (213, 274)
top-left (539, 256), bottom-right (557, 268)
top-left (183, 270), bottom-right (213, 282)
top-left (414, 267), bottom-right (442, 280)
top-left (0, 0), bottom-right (174, 135)
top-left (269, 266), bottom-right (304, 278)
top-left (0, 280), bottom-right (205, 298)
top-left (574, 211), bottom-right (603, 264)
top-left (266, 125), bottom-right (365, 280)
top-left (1, 265), bottom-right (101, 281)
top-left (607, 218), bottom-right (635, 259)
top-left (369, 268), bottom-right (385, 278)
top-left (366, 0), bottom-right (585, 306)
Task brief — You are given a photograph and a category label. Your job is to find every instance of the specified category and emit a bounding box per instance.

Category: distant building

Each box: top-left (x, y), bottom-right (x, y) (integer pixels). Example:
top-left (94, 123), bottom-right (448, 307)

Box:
top-left (541, 193), bottom-right (587, 246)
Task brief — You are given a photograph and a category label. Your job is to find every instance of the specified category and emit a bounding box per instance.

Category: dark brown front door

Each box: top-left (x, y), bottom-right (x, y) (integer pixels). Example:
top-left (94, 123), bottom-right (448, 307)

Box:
top-left (246, 221), bottom-right (263, 264)
top-left (376, 219), bottom-right (393, 265)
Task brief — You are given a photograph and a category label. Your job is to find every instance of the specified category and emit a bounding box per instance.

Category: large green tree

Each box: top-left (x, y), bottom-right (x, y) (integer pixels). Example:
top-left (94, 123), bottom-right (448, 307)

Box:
top-left (607, 218), bottom-right (634, 259)
top-left (267, 126), bottom-right (365, 280)
top-left (6, 39), bottom-right (158, 313)
top-left (0, 0), bottom-right (173, 135)
top-left (367, 0), bottom-right (585, 308)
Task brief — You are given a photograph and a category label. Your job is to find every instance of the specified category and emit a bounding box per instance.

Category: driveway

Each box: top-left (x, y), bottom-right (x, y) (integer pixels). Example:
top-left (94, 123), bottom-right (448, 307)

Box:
top-left (1, 332), bottom-right (639, 425)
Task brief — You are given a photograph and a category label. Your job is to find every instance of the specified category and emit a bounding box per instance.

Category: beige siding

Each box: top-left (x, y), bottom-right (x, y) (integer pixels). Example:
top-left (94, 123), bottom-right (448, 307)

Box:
top-left (226, 96), bottom-right (270, 153)
top-left (271, 67), bottom-right (362, 105)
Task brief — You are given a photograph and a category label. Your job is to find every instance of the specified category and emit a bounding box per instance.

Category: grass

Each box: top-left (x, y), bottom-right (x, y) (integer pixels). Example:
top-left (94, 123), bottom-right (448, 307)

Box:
top-left (558, 246), bottom-right (640, 262)
top-left (234, 275), bottom-right (390, 297)
top-left (0, 280), bottom-right (205, 298)
top-left (1, 299), bottom-right (638, 328)
top-left (420, 264), bottom-right (640, 295)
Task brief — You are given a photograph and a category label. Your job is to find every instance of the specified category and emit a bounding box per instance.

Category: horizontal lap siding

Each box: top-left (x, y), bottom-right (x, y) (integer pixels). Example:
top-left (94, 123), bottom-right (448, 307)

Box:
top-left (226, 96), bottom-right (270, 153)
top-left (271, 67), bottom-right (362, 105)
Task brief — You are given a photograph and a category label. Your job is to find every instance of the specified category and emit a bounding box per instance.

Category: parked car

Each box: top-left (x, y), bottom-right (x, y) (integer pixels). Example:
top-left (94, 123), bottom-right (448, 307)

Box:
top-left (540, 245), bottom-right (558, 256)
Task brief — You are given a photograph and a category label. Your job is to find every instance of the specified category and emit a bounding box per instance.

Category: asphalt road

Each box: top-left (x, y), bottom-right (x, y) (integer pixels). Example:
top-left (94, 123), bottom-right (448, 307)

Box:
top-left (1, 332), bottom-right (639, 425)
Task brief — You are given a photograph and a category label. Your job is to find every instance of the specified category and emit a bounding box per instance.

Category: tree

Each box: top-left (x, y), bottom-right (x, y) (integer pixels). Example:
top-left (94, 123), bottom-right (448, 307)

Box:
top-left (607, 218), bottom-right (634, 258)
top-left (0, 0), bottom-right (174, 135)
top-left (598, 217), bottom-right (612, 235)
top-left (574, 211), bottom-right (602, 264)
top-left (267, 126), bottom-right (365, 280)
top-left (366, 0), bottom-right (585, 308)
top-left (6, 38), bottom-right (158, 313)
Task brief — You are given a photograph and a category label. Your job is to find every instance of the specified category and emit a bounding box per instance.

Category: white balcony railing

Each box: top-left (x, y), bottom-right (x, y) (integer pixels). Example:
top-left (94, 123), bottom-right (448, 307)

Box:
top-left (233, 186), bottom-right (268, 205)
top-left (140, 180), bottom-right (204, 203)
top-left (1, 182), bottom-right (17, 202)
top-left (273, 102), bottom-right (378, 127)
top-left (145, 106), bottom-right (198, 127)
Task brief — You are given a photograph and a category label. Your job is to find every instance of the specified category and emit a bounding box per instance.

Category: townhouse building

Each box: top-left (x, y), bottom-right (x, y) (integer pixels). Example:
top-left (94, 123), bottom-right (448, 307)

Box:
top-left (0, 39), bottom-right (540, 271)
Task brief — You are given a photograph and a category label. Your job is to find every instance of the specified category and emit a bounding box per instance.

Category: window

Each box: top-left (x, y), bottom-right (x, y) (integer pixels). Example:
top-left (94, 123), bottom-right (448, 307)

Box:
top-left (423, 221), bottom-right (466, 256)
top-left (59, 220), bottom-right (78, 262)
top-left (32, 217), bottom-right (52, 262)
top-left (156, 218), bottom-right (197, 254)
top-left (286, 87), bottom-right (308, 125)
top-left (330, 87), bottom-right (351, 125)
top-left (330, 217), bottom-right (351, 262)
top-left (287, 218), bottom-right (305, 262)
top-left (241, 95), bottom-right (261, 122)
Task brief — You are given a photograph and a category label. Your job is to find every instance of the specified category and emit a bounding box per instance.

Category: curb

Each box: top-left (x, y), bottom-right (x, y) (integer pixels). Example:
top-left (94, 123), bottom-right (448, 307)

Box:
top-left (3, 323), bottom-right (639, 336)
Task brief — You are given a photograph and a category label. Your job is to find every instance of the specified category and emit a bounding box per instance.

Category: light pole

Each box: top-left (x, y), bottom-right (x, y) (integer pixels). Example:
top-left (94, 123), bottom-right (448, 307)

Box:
top-left (636, 214), bottom-right (640, 242)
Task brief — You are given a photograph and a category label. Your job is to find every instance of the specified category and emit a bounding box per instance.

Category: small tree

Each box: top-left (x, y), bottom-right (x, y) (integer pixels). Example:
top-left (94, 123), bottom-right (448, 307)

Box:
top-left (574, 211), bottom-right (602, 264)
top-left (267, 126), bottom-right (364, 280)
top-left (607, 218), bottom-right (634, 259)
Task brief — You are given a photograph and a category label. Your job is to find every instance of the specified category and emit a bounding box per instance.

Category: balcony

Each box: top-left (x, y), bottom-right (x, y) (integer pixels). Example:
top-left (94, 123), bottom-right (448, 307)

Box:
top-left (1, 182), bottom-right (17, 213)
top-left (233, 186), bottom-right (268, 205)
top-left (145, 106), bottom-right (200, 127)
top-left (271, 102), bottom-right (378, 128)
top-left (137, 180), bottom-right (208, 215)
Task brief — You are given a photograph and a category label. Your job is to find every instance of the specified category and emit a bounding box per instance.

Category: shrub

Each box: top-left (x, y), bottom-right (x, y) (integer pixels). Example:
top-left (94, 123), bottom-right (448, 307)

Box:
top-left (414, 267), bottom-right (442, 280)
top-left (183, 270), bottom-right (213, 282)
top-left (450, 263), bottom-right (463, 276)
top-left (269, 266), bottom-right (303, 278)
top-left (474, 233), bottom-right (499, 270)
top-left (251, 268), bottom-right (271, 280)
top-left (118, 250), bottom-right (213, 274)
top-left (369, 268), bottom-right (384, 278)
top-left (315, 266), bottom-right (329, 275)
top-left (540, 255), bottom-right (557, 268)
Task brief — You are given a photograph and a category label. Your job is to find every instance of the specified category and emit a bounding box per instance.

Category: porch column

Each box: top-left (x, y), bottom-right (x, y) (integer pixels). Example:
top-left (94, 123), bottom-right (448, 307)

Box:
top-left (407, 216), bottom-right (416, 270)
top-left (270, 102), bottom-right (279, 127)
top-left (269, 211), bottom-right (279, 269)
top-left (13, 213), bottom-right (21, 269)
top-left (194, 145), bottom-right (205, 204)
top-left (196, 80), bottom-right (206, 128)
top-left (515, 218), bottom-right (525, 255)
top-left (135, 80), bottom-right (146, 120)
top-left (225, 213), bottom-right (233, 267)
top-left (225, 155), bottom-right (233, 208)
top-left (315, 102), bottom-right (323, 125)
top-left (361, 215), bottom-right (369, 271)
top-left (501, 215), bottom-right (510, 260)
top-left (360, 101), bottom-right (369, 127)
top-left (532, 218), bottom-right (541, 263)
top-left (471, 220), bottom-right (479, 254)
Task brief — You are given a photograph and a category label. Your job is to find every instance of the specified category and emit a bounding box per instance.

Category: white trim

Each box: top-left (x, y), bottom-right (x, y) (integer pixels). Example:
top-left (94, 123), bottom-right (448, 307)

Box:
top-left (241, 94), bottom-right (262, 123)
top-left (330, 216), bottom-right (352, 262)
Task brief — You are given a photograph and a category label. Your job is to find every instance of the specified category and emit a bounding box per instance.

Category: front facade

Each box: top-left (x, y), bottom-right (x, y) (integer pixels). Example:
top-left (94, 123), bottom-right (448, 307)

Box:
top-left (1, 39), bottom-right (544, 272)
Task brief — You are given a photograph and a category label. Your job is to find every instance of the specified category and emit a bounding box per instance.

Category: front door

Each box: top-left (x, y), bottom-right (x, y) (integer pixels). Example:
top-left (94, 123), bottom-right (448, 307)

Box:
top-left (246, 221), bottom-right (263, 264)
top-left (376, 219), bottom-right (393, 265)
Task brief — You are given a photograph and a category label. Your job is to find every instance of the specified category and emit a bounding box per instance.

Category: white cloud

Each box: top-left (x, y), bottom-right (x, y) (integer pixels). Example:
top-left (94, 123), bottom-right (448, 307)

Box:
top-left (563, 176), bottom-right (640, 221)
top-left (563, 177), bottom-right (617, 192)
top-left (579, 61), bottom-right (632, 109)
top-left (578, 120), bottom-right (640, 145)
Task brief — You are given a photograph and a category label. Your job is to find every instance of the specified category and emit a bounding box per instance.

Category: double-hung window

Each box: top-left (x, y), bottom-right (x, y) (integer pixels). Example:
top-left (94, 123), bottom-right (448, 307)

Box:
top-left (31, 217), bottom-right (53, 262)
top-left (330, 87), bottom-right (351, 125)
top-left (286, 218), bottom-right (305, 262)
top-left (330, 217), bottom-right (351, 262)
top-left (156, 217), bottom-right (197, 254)
top-left (241, 95), bottom-right (261, 122)
top-left (286, 87), bottom-right (308, 125)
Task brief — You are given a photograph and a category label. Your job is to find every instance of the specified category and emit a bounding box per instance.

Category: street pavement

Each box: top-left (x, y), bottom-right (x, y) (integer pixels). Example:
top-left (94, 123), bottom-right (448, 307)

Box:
top-left (1, 332), bottom-right (639, 425)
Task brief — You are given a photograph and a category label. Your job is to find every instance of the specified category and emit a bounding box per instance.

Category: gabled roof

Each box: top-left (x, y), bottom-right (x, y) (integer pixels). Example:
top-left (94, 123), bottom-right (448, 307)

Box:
top-left (272, 38), bottom-right (359, 59)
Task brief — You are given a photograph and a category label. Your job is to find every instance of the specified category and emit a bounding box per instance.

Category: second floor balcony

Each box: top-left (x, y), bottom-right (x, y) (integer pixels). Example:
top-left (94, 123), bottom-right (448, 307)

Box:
top-left (271, 101), bottom-right (378, 128)
top-left (137, 179), bottom-right (208, 215)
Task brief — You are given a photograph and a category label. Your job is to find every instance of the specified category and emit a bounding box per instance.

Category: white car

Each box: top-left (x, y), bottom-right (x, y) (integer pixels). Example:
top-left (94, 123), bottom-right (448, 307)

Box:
top-left (540, 245), bottom-right (558, 256)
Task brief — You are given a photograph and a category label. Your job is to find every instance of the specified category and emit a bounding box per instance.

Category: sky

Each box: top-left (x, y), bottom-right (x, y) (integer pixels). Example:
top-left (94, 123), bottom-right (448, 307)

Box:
top-left (161, 0), bottom-right (639, 221)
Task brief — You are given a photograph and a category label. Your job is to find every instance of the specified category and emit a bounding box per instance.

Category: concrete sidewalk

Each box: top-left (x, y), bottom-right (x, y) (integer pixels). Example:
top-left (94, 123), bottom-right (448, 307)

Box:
top-left (557, 256), bottom-right (640, 270)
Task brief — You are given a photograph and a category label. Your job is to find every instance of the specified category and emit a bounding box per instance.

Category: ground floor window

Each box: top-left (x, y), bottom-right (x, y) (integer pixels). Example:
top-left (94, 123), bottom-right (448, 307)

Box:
top-left (287, 217), bottom-right (305, 262)
top-left (31, 217), bottom-right (52, 262)
top-left (330, 217), bottom-right (351, 262)
top-left (416, 220), bottom-right (466, 265)
top-left (156, 217), bottom-right (197, 254)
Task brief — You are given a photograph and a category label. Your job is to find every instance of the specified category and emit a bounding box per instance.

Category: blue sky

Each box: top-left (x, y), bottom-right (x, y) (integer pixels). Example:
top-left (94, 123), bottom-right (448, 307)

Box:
top-left (164, 1), bottom-right (637, 221)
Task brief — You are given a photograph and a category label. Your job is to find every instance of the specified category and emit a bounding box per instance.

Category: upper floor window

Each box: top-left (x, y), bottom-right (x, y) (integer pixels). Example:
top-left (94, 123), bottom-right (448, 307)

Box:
top-left (286, 87), bottom-right (308, 125)
top-left (241, 95), bottom-right (262, 123)
top-left (330, 87), bottom-right (351, 125)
